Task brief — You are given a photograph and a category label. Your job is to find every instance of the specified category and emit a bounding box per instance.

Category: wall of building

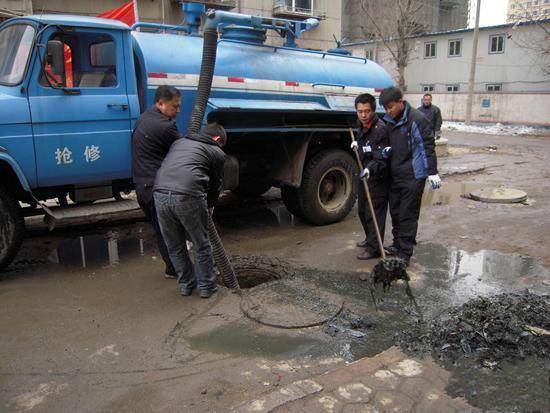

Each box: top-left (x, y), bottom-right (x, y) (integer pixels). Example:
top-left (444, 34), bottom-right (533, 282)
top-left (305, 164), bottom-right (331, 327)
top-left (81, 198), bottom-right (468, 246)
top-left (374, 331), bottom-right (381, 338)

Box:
top-left (348, 22), bottom-right (550, 93)
top-left (405, 92), bottom-right (550, 126)
top-left (507, 0), bottom-right (550, 22)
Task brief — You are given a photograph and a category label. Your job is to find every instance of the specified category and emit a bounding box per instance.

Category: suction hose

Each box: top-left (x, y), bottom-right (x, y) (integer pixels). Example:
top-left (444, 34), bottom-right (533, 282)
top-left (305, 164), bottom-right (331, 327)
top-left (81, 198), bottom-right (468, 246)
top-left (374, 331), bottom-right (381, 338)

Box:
top-left (186, 21), bottom-right (240, 290)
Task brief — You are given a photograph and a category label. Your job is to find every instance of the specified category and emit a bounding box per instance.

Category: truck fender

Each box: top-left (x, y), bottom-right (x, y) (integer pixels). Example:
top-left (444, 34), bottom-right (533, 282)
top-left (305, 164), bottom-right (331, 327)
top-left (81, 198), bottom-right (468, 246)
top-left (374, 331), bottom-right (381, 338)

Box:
top-left (0, 152), bottom-right (31, 192)
top-left (271, 135), bottom-right (311, 187)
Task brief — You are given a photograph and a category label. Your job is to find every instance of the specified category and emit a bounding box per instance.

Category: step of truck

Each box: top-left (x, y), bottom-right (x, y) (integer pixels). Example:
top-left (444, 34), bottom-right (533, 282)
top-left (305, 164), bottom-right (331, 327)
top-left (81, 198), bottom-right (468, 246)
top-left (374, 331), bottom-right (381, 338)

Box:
top-left (43, 199), bottom-right (141, 231)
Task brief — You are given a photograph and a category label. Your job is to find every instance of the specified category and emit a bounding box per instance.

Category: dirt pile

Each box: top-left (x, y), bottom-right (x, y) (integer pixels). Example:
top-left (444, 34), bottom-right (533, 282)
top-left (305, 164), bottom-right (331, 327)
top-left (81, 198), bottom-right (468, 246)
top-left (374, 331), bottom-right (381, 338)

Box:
top-left (397, 291), bottom-right (550, 363)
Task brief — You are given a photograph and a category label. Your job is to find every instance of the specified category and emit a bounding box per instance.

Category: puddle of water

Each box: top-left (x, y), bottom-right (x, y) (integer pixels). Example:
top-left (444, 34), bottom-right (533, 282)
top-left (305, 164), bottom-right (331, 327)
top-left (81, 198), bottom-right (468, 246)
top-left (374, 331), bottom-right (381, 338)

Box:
top-left (215, 205), bottom-right (298, 229)
top-left (421, 182), bottom-right (482, 206)
top-left (445, 355), bottom-right (549, 412)
top-left (187, 323), bottom-right (322, 358)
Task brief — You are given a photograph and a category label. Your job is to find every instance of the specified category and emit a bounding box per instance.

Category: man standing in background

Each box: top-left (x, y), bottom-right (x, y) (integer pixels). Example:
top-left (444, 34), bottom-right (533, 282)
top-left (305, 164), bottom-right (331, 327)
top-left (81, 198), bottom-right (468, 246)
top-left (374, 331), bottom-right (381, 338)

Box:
top-left (418, 93), bottom-right (443, 140)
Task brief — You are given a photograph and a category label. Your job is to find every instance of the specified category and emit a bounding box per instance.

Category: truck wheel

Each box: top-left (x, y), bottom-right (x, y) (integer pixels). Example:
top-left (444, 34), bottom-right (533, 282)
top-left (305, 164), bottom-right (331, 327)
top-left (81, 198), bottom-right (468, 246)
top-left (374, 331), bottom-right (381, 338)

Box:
top-left (281, 186), bottom-right (303, 218)
top-left (233, 178), bottom-right (272, 197)
top-left (298, 150), bottom-right (357, 225)
top-left (0, 187), bottom-right (25, 271)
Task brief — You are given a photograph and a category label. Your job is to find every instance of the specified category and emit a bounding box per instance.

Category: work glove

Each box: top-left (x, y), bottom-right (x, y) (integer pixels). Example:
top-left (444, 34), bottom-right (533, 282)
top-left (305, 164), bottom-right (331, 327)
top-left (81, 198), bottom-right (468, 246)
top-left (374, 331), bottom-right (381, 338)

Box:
top-left (428, 174), bottom-right (442, 190)
top-left (381, 146), bottom-right (393, 159)
top-left (350, 141), bottom-right (358, 151)
top-left (435, 131), bottom-right (441, 140)
top-left (360, 168), bottom-right (370, 180)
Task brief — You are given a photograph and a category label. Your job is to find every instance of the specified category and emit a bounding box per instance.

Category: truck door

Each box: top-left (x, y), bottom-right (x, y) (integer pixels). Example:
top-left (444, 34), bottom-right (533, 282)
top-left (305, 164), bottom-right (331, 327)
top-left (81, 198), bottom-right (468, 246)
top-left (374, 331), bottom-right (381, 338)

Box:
top-left (28, 27), bottom-right (131, 187)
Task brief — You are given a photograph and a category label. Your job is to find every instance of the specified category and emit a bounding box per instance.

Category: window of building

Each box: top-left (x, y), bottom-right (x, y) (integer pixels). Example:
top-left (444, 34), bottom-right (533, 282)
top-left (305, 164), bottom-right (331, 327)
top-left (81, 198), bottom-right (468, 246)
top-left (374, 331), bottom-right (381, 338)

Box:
top-left (422, 84), bottom-right (435, 92)
top-left (285, 0), bottom-right (313, 12)
top-left (486, 83), bottom-right (502, 91)
top-left (489, 34), bottom-right (505, 54)
top-left (448, 39), bottom-right (462, 57)
top-left (446, 84), bottom-right (459, 92)
top-left (424, 41), bottom-right (436, 58)
top-left (365, 49), bottom-right (374, 60)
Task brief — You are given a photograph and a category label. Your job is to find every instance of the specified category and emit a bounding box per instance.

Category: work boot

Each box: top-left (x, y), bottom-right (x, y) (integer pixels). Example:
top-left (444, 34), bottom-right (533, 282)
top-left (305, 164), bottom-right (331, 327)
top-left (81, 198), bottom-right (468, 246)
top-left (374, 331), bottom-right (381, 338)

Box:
top-left (165, 273), bottom-right (177, 280)
top-left (357, 250), bottom-right (380, 260)
top-left (180, 284), bottom-right (195, 296)
top-left (199, 286), bottom-right (218, 299)
top-left (384, 245), bottom-right (399, 256)
top-left (356, 239), bottom-right (368, 248)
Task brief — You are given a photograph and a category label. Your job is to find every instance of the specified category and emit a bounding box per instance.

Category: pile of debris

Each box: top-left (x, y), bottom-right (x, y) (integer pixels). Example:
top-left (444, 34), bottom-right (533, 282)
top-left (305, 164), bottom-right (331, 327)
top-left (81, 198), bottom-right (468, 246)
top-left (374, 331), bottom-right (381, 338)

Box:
top-left (397, 291), bottom-right (550, 364)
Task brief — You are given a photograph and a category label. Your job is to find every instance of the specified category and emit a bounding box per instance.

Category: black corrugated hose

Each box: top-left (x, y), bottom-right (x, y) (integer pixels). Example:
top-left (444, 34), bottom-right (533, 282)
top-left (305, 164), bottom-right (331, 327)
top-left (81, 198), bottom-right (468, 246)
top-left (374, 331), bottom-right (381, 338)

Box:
top-left (187, 26), bottom-right (240, 290)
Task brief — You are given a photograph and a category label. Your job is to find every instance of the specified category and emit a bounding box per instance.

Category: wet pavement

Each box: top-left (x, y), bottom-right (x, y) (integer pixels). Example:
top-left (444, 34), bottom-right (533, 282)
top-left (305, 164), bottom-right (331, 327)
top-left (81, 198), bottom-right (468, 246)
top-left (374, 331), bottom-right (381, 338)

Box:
top-left (1, 130), bottom-right (550, 412)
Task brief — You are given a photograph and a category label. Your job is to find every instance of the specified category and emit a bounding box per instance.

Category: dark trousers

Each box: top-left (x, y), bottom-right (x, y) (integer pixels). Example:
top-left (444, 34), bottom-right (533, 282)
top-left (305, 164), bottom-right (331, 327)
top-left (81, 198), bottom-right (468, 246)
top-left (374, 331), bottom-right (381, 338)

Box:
top-left (136, 184), bottom-right (176, 277)
top-left (389, 178), bottom-right (426, 258)
top-left (357, 178), bottom-right (389, 254)
top-left (154, 191), bottom-right (216, 292)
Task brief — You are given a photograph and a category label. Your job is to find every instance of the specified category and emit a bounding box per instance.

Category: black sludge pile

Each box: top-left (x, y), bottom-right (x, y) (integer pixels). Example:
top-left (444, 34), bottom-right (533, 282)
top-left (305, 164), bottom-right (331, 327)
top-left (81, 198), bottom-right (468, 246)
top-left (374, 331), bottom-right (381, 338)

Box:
top-left (397, 291), bottom-right (550, 363)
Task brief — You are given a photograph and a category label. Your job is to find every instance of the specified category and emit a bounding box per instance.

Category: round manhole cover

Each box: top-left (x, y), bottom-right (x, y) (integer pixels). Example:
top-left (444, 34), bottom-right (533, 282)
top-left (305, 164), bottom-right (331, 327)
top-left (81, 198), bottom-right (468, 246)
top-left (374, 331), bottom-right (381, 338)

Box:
top-left (469, 187), bottom-right (527, 204)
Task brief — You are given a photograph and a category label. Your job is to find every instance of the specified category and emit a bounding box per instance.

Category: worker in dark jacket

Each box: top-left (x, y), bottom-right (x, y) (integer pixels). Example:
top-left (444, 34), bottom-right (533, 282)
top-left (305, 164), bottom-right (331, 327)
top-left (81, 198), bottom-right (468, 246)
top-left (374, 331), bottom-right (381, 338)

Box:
top-left (352, 93), bottom-right (392, 260)
top-left (131, 85), bottom-right (183, 279)
top-left (379, 87), bottom-right (441, 266)
top-left (154, 123), bottom-right (226, 299)
top-left (418, 93), bottom-right (443, 140)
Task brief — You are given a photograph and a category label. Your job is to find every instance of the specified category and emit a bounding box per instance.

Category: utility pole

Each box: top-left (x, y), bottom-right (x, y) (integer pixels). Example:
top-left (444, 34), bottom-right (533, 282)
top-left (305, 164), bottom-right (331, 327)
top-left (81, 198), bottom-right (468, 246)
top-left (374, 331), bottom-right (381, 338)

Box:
top-left (465, 0), bottom-right (481, 125)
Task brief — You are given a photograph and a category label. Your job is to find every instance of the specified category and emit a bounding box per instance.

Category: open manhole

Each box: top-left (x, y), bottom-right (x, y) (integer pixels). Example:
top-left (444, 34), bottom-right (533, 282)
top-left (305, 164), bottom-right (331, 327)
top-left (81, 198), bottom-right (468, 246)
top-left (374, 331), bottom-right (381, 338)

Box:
top-left (219, 255), bottom-right (294, 289)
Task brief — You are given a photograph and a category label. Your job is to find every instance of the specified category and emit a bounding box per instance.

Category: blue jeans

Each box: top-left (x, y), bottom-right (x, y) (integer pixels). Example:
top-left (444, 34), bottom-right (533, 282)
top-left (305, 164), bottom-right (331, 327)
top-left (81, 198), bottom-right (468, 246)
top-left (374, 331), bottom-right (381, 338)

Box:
top-left (153, 191), bottom-right (215, 292)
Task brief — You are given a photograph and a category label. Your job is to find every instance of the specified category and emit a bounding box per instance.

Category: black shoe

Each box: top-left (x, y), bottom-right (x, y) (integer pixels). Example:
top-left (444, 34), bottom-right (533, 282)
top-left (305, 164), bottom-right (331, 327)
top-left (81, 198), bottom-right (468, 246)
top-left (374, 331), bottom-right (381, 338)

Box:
top-left (356, 239), bottom-right (368, 248)
top-left (357, 250), bottom-right (381, 260)
top-left (165, 273), bottom-right (177, 280)
top-left (199, 286), bottom-right (218, 299)
top-left (384, 245), bottom-right (399, 256)
top-left (180, 285), bottom-right (195, 296)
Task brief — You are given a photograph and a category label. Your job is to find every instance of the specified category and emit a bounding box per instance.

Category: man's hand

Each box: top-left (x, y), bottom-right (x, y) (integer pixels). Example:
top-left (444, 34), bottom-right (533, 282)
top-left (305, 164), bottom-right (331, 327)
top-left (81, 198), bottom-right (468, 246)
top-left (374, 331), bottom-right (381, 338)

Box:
top-left (381, 146), bottom-right (393, 159)
top-left (428, 174), bottom-right (442, 189)
top-left (360, 168), bottom-right (370, 180)
top-left (350, 141), bottom-right (358, 151)
top-left (435, 130), bottom-right (441, 140)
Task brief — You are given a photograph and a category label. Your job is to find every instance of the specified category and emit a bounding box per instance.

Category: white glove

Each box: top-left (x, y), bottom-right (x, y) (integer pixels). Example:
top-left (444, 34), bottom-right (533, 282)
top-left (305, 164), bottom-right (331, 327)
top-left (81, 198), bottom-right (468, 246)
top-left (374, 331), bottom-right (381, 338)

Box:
top-left (428, 174), bottom-right (442, 189)
top-left (350, 141), bottom-right (358, 151)
top-left (435, 130), bottom-right (441, 140)
top-left (360, 168), bottom-right (370, 180)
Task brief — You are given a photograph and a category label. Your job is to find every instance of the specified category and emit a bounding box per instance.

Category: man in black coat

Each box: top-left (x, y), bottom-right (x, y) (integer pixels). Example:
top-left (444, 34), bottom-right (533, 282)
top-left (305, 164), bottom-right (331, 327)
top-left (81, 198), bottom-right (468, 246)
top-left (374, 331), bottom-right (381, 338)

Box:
top-left (352, 93), bottom-right (392, 260)
top-left (131, 86), bottom-right (183, 279)
top-left (154, 124), bottom-right (226, 299)
top-left (418, 93), bottom-right (443, 140)
top-left (379, 87), bottom-right (441, 266)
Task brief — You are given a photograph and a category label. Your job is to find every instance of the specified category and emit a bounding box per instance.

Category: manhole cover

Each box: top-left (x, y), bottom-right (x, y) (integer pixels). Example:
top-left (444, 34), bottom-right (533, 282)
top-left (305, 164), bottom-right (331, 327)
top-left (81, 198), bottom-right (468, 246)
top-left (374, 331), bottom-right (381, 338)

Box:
top-left (469, 187), bottom-right (527, 204)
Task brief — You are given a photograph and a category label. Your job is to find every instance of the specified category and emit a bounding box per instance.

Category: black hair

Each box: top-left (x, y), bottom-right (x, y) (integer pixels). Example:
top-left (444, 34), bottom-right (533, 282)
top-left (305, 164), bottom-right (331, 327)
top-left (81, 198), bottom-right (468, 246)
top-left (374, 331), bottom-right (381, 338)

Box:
top-left (202, 122), bottom-right (227, 146)
top-left (423, 93), bottom-right (433, 99)
top-left (354, 93), bottom-right (377, 111)
top-left (154, 85), bottom-right (181, 103)
top-left (379, 87), bottom-right (403, 107)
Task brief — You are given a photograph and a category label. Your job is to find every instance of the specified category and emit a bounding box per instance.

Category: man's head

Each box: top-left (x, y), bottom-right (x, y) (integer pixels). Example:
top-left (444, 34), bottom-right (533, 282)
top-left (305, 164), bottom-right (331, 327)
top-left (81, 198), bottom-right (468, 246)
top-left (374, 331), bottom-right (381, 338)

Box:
top-left (202, 123), bottom-right (227, 147)
top-left (354, 93), bottom-right (377, 127)
top-left (422, 93), bottom-right (433, 108)
top-left (379, 87), bottom-right (405, 119)
top-left (154, 86), bottom-right (181, 119)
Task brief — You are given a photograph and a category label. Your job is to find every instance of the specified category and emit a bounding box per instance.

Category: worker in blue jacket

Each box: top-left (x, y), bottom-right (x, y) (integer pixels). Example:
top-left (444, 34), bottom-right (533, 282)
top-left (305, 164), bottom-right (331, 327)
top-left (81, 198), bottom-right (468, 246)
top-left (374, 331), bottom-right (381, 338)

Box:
top-left (352, 93), bottom-right (392, 260)
top-left (379, 87), bottom-right (441, 266)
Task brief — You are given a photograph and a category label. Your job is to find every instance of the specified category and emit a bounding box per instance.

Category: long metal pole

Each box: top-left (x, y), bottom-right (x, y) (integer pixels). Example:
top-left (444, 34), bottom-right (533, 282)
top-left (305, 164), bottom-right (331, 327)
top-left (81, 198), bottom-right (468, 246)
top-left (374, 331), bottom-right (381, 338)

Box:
top-left (465, 0), bottom-right (481, 125)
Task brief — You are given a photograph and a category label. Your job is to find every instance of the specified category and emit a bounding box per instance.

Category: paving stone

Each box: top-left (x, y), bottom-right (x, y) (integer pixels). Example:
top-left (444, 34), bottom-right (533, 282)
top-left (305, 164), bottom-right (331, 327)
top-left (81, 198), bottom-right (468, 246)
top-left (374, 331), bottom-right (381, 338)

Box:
top-left (373, 390), bottom-right (415, 413)
top-left (316, 367), bottom-right (355, 390)
top-left (233, 379), bottom-right (323, 412)
top-left (342, 403), bottom-right (381, 413)
top-left (300, 394), bottom-right (344, 413)
top-left (399, 377), bottom-right (437, 400)
top-left (387, 359), bottom-right (423, 377)
top-left (336, 383), bottom-right (373, 403)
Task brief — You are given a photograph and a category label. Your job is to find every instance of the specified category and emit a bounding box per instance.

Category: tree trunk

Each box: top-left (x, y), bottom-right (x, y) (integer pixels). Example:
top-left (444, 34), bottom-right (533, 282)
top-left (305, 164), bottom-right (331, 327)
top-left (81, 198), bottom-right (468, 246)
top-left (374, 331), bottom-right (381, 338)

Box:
top-left (397, 64), bottom-right (406, 90)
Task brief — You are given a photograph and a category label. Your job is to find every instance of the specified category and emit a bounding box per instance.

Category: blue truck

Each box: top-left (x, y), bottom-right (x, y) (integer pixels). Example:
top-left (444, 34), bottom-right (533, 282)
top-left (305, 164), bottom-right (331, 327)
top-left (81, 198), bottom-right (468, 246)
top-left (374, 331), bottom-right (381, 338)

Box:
top-left (0, 6), bottom-right (393, 270)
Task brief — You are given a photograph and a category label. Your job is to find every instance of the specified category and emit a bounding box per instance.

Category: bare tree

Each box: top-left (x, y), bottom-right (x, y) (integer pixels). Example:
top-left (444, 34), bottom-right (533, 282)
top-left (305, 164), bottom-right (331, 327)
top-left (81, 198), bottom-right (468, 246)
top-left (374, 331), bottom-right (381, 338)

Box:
top-left (359, 0), bottom-right (430, 89)
top-left (508, 6), bottom-right (550, 76)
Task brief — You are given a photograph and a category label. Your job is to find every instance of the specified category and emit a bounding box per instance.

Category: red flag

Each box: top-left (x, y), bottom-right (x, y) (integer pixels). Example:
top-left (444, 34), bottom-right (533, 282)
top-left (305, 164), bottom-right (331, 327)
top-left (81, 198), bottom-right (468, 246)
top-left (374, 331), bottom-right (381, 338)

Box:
top-left (97, 1), bottom-right (136, 26)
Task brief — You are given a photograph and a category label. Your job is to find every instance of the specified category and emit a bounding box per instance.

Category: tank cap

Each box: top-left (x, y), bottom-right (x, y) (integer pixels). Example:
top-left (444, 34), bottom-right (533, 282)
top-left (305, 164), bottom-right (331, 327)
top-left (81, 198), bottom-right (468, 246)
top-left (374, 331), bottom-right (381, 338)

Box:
top-left (220, 25), bottom-right (267, 44)
top-left (327, 47), bottom-right (352, 56)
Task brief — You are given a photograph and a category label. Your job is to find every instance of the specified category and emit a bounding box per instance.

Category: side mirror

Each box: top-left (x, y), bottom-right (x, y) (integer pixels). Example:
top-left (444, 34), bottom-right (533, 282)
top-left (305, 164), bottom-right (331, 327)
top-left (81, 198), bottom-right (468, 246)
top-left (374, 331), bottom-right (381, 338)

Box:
top-left (46, 40), bottom-right (65, 76)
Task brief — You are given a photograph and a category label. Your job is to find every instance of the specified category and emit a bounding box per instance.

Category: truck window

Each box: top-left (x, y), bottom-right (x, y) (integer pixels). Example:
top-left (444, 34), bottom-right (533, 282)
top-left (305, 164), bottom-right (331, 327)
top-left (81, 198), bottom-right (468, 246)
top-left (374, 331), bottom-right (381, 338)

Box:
top-left (0, 24), bottom-right (35, 86)
top-left (40, 32), bottom-right (117, 89)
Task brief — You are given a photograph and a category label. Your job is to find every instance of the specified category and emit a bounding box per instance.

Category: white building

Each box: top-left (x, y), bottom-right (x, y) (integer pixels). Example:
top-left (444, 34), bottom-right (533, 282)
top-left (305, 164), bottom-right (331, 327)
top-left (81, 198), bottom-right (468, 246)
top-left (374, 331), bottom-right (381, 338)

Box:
top-left (344, 19), bottom-right (550, 125)
top-left (508, 0), bottom-right (550, 22)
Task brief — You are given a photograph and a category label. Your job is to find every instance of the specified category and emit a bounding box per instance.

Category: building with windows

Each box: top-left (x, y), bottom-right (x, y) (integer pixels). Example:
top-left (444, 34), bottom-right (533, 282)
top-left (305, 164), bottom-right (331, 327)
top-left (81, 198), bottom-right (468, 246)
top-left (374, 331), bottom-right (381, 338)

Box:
top-left (0, 0), bottom-right (340, 50)
top-left (507, 0), bottom-right (550, 22)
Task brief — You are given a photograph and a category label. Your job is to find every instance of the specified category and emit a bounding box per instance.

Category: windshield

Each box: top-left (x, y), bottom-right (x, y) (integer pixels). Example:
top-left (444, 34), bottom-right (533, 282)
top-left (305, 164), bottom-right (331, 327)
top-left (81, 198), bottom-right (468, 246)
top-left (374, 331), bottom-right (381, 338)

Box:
top-left (0, 24), bottom-right (35, 86)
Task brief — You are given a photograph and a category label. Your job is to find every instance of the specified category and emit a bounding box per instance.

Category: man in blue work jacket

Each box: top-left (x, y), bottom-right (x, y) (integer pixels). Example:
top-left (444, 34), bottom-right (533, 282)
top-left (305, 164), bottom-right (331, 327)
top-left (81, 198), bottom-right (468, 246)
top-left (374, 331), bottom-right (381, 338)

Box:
top-left (379, 87), bottom-right (442, 266)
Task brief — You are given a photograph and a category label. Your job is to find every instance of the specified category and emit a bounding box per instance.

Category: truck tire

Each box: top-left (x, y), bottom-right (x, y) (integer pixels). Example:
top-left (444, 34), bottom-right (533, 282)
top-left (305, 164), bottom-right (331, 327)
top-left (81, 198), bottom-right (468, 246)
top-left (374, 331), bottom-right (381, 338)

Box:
top-left (233, 178), bottom-right (272, 197)
top-left (297, 150), bottom-right (357, 225)
top-left (0, 187), bottom-right (25, 271)
top-left (281, 186), bottom-right (303, 218)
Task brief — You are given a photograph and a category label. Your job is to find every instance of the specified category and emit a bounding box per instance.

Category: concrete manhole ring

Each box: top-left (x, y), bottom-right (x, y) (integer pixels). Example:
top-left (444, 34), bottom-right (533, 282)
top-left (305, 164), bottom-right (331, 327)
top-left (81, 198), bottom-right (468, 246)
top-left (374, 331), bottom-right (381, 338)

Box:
top-left (220, 255), bottom-right (295, 289)
top-left (469, 187), bottom-right (527, 204)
